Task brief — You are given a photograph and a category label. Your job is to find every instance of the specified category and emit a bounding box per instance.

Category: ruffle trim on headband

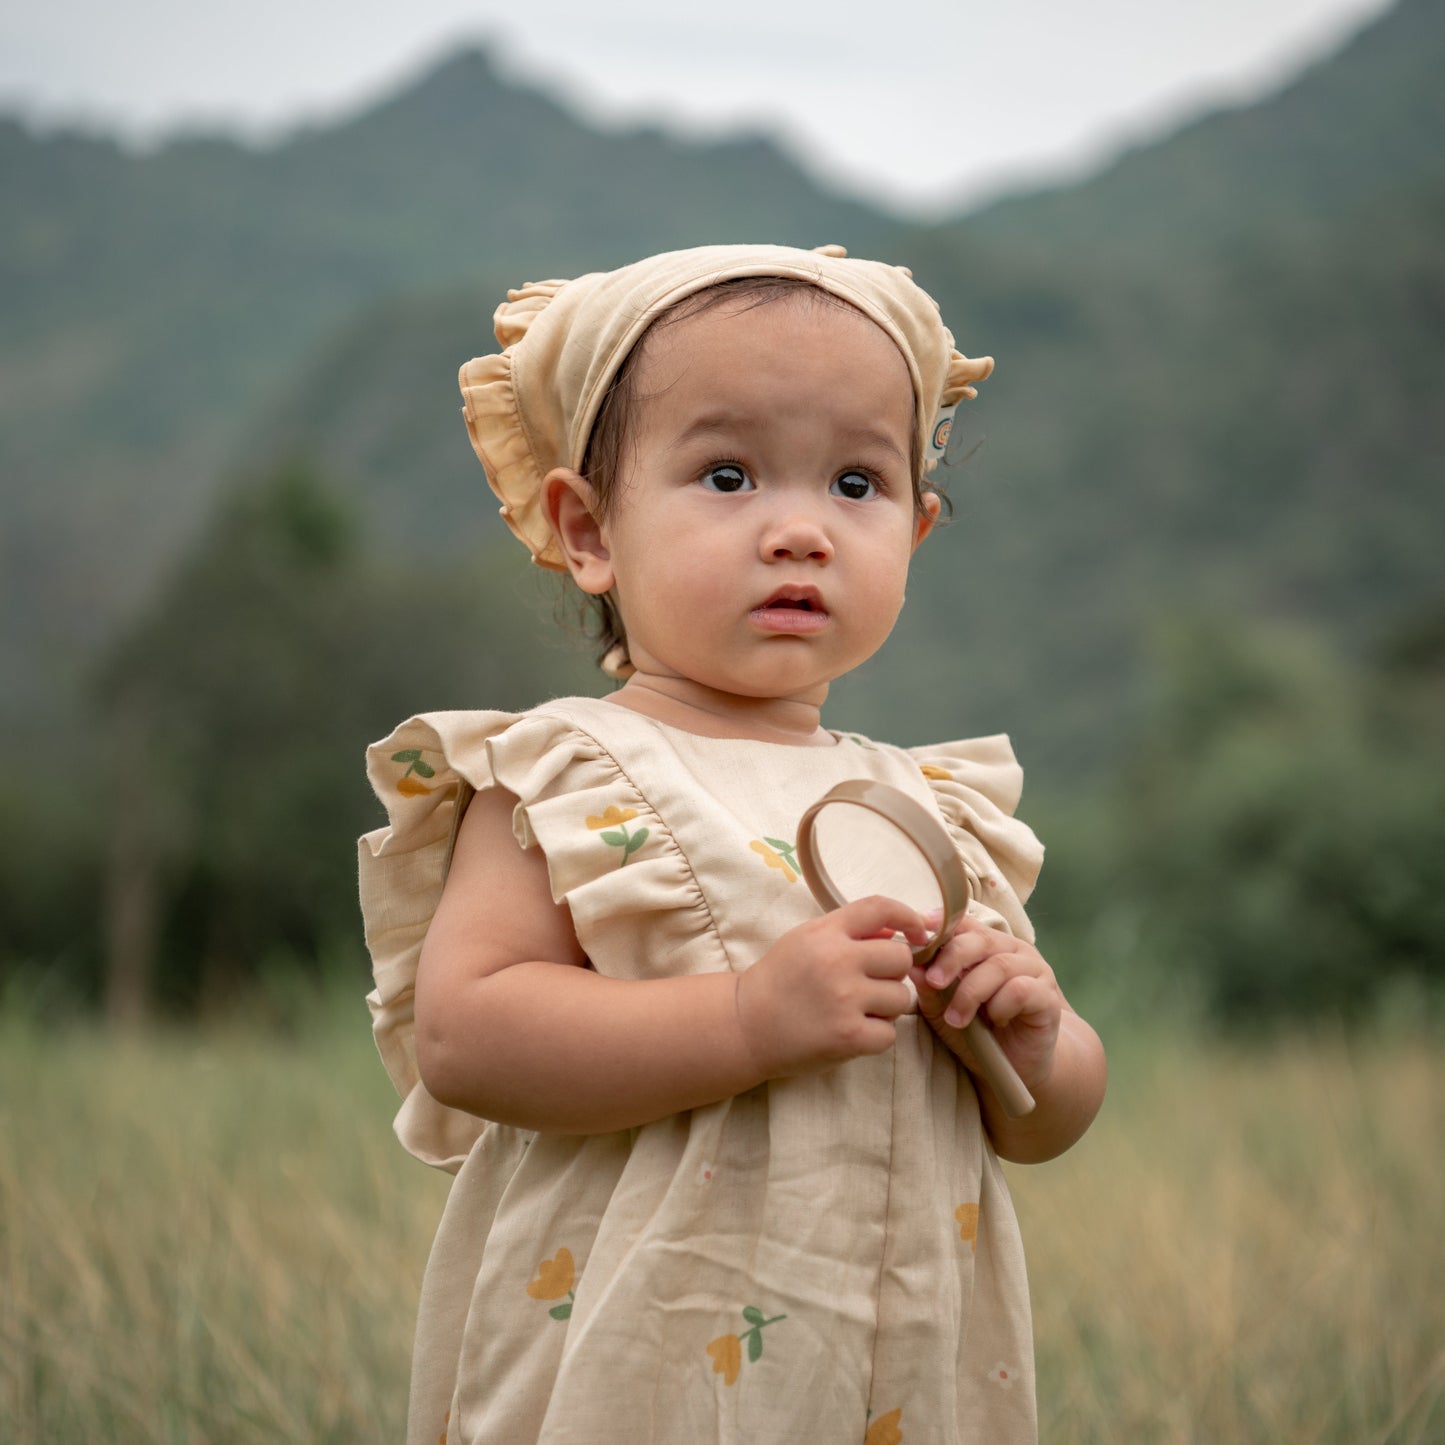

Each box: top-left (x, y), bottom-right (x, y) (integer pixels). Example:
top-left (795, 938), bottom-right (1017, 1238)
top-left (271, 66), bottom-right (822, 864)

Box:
top-left (944, 351), bottom-right (995, 406)
top-left (460, 278), bottom-right (574, 572)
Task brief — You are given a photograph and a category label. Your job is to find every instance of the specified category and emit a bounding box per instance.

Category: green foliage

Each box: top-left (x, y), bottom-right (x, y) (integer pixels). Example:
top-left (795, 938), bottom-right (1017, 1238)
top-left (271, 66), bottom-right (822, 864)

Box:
top-left (1038, 614), bottom-right (1445, 1026)
top-left (3, 2), bottom-right (1444, 1022)
top-left (6, 457), bottom-right (594, 1014)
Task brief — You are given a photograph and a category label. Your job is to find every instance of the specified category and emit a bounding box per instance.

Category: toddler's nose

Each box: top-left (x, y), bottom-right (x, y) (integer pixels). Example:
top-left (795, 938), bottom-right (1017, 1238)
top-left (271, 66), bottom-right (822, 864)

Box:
top-left (762, 512), bottom-right (834, 563)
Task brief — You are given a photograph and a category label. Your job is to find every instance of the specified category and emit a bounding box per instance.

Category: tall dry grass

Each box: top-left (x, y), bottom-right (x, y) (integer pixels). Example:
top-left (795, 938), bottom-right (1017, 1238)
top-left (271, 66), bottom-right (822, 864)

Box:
top-left (1019, 1030), bottom-right (1443, 1443)
top-left (0, 1010), bottom-right (447, 1443)
top-left (1, 1010), bottom-right (1440, 1443)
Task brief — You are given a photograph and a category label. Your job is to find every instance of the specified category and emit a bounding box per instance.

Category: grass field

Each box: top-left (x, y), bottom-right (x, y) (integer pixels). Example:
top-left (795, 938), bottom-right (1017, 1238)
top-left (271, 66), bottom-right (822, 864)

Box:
top-left (1, 1007), bottom-right (1440, 1443)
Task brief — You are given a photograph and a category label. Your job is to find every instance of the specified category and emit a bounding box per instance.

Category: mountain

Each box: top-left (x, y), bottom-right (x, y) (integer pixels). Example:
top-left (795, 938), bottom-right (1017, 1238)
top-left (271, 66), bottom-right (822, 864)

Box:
top-left (0, 46), bottom-right (894, 713)
top-left (956, 0), bottom-right (1443, 261)
top-left (241, 0), bottom-right (1445, 776)
top-left (2, 0), bottom-right (1441, 785)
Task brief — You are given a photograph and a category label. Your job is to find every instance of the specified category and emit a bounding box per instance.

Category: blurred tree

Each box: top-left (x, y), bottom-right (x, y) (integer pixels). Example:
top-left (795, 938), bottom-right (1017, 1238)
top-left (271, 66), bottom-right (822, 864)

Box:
top-left (96, 459), bottom-right (362, 1019)
top-left (1115, 614), bottom-right (1445, 1024)
top-left (90, 457), bottom-right (593, 1021)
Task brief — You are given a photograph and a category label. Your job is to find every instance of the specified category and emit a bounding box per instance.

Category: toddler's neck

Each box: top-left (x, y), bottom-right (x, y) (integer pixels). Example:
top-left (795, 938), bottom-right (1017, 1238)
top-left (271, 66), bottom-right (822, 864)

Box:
top-left (604, 675), bottom-right (837, 747)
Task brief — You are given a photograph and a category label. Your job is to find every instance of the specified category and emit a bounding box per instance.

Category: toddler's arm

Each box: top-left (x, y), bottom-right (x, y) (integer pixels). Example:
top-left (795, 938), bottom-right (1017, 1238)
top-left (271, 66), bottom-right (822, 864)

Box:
top-left (415, 782), bottom-right (930, 1134)
top-left (911, 918), bottom-right (1106, 1163)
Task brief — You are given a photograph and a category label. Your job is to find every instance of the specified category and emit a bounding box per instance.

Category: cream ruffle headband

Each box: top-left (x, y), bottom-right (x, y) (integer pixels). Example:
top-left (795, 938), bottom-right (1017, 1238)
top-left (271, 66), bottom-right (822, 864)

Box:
top-left (459, 242), bottom-right (993, 571)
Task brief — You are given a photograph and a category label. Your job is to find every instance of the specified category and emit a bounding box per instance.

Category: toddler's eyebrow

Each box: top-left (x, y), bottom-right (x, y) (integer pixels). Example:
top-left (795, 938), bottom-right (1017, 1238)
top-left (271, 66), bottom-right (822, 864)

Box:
top-left (666, 413), bottom-right (742, 451)
top-left (665, 414), bottom-right (908, 463)
top-left (836, 424), bottom-right (908, 464)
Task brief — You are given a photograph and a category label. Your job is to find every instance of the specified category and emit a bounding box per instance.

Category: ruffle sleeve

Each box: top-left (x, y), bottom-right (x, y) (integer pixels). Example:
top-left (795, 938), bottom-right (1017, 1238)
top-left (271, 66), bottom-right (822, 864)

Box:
top-left (358, 706), bottom-right (721, 1171)
top-left (907, 735), bottom-right (1044, 943)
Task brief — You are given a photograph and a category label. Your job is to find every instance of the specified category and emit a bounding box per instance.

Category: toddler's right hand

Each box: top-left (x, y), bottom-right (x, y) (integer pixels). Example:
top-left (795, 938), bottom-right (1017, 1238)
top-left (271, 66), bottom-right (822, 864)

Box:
top-left (735, 897), bottom-right (929, 1078)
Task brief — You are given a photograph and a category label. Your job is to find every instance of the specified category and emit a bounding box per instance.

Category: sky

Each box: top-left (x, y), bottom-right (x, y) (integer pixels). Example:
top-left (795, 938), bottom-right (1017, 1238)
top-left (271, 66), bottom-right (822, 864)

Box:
top-left (0, 0), bottom-right (1394, 216)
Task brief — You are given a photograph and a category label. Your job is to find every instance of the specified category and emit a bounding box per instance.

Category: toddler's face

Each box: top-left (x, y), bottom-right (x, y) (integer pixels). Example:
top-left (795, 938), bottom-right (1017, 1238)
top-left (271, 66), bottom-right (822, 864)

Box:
top-left (589, 293), bottom-right (931, 707)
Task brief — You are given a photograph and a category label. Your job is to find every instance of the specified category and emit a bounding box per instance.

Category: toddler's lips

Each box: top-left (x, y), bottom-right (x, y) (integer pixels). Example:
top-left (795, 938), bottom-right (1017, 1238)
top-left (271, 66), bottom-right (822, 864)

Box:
top-left (750, 590), bottom-right (829, 634)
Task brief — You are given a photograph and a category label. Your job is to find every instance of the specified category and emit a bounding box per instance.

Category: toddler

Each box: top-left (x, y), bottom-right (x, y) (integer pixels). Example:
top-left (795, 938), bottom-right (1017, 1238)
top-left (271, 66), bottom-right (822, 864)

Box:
top-left (360, 243), bottom-right (1106, 1444)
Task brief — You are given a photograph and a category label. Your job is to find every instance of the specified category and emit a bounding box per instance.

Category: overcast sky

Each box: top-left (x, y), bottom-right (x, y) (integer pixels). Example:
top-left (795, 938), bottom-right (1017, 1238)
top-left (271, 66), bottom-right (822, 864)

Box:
top-left (0, 0), bottom-right (1393, 215)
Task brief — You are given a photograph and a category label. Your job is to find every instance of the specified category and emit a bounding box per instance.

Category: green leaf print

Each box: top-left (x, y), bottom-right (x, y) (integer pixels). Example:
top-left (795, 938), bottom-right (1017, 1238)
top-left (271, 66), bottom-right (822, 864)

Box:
top-left (588, 807), bottom-right (647, 868)
top-left (391, 749), bottom-right (436, 779)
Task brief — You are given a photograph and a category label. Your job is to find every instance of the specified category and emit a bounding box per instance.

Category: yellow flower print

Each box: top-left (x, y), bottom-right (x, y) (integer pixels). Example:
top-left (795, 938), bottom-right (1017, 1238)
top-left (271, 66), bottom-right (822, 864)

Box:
top-left (919, 764), bottom-right (954, 781)
top-left (397, 775), bottom-right (432, 798)
top-left (438, 1407), bottom-right (450, 1445)
top-left (866, 1406), bottom-right (904, 1445)
top-left (706, 1305), bottom-right (786, 1385)
top-left (955, 1202), bottom-right (979, 1254)
top-left (586, 805), bottom-right (637, 830)
top-left (527, 1247), bottom-right (577, 1320)
top-left (706, 1333), bottom-right (743, 1385)
top-left (587, 805), bottom-right (648, 866)
top-left (750, 837), bottom-right (799, 883)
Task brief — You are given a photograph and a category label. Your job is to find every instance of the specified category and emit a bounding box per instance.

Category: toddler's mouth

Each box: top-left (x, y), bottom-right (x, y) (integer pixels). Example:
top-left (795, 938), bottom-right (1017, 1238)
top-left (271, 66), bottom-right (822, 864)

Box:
top-left (751, 588), bottom-right (829, 632)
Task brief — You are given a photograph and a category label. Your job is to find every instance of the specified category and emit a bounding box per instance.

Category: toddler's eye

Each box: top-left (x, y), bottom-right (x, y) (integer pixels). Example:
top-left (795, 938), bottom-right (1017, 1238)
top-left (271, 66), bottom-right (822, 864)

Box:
top-left (832, 470), bottom-right (878, 501)
top-left (699, 464), bottom-right (753, 493)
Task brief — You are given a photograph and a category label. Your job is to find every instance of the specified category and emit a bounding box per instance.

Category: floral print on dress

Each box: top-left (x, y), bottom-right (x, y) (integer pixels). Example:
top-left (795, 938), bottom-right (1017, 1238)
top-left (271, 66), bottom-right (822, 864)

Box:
top-left (392, 748), bottom-right (435, 796)
top-left (706, 1305), bottom-right (786, 1385)
top-left (586, 805), bottom-right (649, 866)
top-left (750, 836), bottom-right (799, 883)
top-left (526, 1247), bottom-right (577, 1320)
top-left (919, 763), bottom-right (954, 781)
top-left (865, 1406), bottom-right (904, 1444)
top-left (989, 1361), bottom-right (1016, 1390)
top-left (955, 1202), bottom-right (980, 1254)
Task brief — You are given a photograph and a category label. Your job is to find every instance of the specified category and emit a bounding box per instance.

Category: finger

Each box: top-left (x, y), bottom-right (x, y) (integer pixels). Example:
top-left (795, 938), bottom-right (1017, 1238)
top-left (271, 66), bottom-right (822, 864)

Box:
top-left (851, 1015), bottom-right (900, 1057)
top-left (984, 974), bottom-right (1051, 1029)
top-left (834, 895), bottom-right (930, 946)
top-left (921, 948), bottom-right (966, 991)
top-left (858, 936), bottom-right (918, 981)
top-left (862, 978), bottom-right (917, 1020)
top-left (950, 944), bottom-right (1050, 1026)
top-left (944, 917), bottom-right (1023, 958)
top-left (922, 923), bottom-right (1003, 988)
top-left (943, 959), bottom-right (1015, 1028)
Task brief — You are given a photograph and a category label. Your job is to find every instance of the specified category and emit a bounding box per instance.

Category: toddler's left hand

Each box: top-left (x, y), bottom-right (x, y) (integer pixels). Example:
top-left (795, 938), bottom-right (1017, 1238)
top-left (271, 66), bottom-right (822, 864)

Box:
top-left (910, 917), bottom-right (1063, 1094)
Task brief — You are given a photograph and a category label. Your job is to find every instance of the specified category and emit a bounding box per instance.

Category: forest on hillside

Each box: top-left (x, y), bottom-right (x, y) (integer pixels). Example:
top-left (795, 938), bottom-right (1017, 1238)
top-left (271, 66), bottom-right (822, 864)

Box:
top-left (1, 0), bottom-right (1441, 1029)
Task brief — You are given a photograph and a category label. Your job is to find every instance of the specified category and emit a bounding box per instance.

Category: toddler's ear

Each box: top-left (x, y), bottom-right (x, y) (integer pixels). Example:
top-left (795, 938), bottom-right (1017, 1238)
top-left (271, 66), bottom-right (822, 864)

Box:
top-left (912, 491), bottom-right (943, 552)
top-left (544, 469), bottom-right (615, 595)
